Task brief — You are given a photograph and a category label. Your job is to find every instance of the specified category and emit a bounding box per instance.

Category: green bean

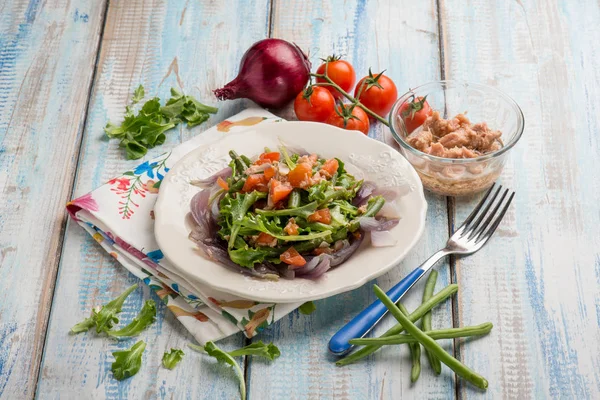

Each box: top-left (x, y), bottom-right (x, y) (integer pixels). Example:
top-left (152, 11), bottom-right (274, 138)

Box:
top-left (373, 285), bottom-right (489, 390)
top-left (348, 323), bottom-right (494, 346)
top-left (398, 303), bottom-right (420, 383)
top-left (241, 155), bottom-right (252, 167)
top-left (287, 189), bottom-right (301, 209)
top-left (422, 270), bottom-right (442, 375)
top-left (229, 150), bottom-right (249, 171)
top-left (348, 196), bottom-right (385, 231)
top-left (335, 284), bottom-right (458, 366)
top-left (229, 178), bottom-right (245, 192)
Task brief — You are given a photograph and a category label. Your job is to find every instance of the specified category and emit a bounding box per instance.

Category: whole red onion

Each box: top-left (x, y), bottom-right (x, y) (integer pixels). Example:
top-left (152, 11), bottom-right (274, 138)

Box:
top-left (214, 38), bottom-right (311, 109)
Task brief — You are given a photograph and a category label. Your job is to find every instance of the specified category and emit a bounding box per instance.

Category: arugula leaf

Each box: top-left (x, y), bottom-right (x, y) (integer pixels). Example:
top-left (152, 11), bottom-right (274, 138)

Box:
top-left (70, 283), bottom-right (138, 334)
top-left (227, 341), bottom-right (281, 360)
top-left (228, 246), bottom-right (277, 268)
top-left (104, 86), bottom-right (217, 159)
top-left (329, 205), bottom-right (348, 227)
top-left (132, 85), bottom-right (145, 104)
top-left (162, 348), bottom-right (185, 370)
top-left (70, 316), bottom-right (95, 334)
top-left (111, 340), bottom-right (146, 381)
top-left (241, 215), bottom-right (332, 241)
top-left (190, 341), bottom-right (246, 399)
top-left (255, 201), bottom-right (318, 219)
top-left (298, 301), bottom-right (316, 315)
top-left (220, 191), bottom-right (267, 248)
top-left (189, 341), bottom-right (281, 399)
top-left (107, 300), bottom-right (156, 338)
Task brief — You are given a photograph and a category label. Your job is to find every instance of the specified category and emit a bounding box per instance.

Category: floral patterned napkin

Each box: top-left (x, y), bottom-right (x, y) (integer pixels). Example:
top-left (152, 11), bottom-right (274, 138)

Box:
top-left (67, 108), bottom-right (302, 344)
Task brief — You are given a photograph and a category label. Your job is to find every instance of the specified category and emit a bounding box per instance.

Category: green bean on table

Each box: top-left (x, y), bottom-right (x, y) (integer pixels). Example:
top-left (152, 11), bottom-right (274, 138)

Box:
top-left (398, 303), bottom-right (421, 383)
top-left (348, 323), bottom-right (494, 346)
top-left (335, 284), bottom-right (459, 366)
top-left (422, 270), bottom-right (442, 375)
top-left (373, 285), bottom-right (489, 390)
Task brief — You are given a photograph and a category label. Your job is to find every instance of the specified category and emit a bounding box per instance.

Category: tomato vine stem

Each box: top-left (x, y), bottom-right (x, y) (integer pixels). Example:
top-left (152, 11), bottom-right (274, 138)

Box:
top-left (310, 73), bottom-right (390, 126)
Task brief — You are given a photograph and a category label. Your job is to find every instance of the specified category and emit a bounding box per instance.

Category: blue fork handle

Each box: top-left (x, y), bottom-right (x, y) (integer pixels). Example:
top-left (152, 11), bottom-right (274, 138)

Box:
top-left (328, 267), bottom-right (426, 355)
top-left (328, 249), bottom-right (449, 356)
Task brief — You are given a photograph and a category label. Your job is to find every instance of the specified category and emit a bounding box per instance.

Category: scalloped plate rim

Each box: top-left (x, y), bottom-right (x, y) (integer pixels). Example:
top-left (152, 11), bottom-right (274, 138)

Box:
top-left (154, 121), bottom-right (427, 303)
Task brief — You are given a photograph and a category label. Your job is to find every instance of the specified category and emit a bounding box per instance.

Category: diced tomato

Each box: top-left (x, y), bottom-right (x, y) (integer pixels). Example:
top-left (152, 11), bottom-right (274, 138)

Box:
top-left (320, 159), bottom-right (339, 177)
top-left (284, 218), bottom-right (299, 235)
top-left (280, 246), bottom-right (306, 267)
top-left (314, 247), bottom-right (333, 255)
top-left (288, 163), bottom-right (313, 188)
top-left (217, 176), bottom-right (229, 191)
top-left (270, 179), bottom-right (293, 203)
top-left (264, 166), bottom-right (276, 180)
top-left (255, 152), bottom-right (280, 165)
top-left (256, 232), bottom-right (276, 246)
top-left (242, 174), bottom-right (267, 192)
top-left (308, 208), bottom-right (332, 224)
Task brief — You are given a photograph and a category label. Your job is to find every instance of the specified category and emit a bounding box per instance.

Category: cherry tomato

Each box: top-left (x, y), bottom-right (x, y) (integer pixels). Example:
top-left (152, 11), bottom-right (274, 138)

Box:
top-left (316, 56), bottom-right (356, 99)
top-left (288, 163), bottom-right (313, 187)
top-left (242, 174), bottom-right (268, 192)
top-left (294, 86), bottom-right (335, 122)
top-left (255, 152), bottom-right (280, 165)
top-left (354, 70), bottom-right (398, 117)
top-left (308, 208), bottom-right (332, 224)
top-left (280, 247), bottom-right (306, 267)
top-left (269, 179), bottom-right (293, 203)
top-left (320, 159), bottom-right (339, 177)
top-left (216, 176), bottom-right (229, 191)
top-left (325, 104), bottom-right (370, 135)
top-left (256, 232), bottom-right (276, 246)
top-left (398, 96), bottom-right (432, 134)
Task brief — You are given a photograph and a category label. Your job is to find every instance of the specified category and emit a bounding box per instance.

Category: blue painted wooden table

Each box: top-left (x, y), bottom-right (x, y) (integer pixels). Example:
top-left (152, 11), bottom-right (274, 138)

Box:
top-left (1, 0), bottom-right (599, 398)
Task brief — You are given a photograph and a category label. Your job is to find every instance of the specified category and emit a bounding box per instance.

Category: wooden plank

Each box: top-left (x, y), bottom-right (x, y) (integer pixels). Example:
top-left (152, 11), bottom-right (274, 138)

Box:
top-left (246, 1), bottom-right (455, 399)
top-left (439, 0), bottom-right (600, 398)
top-left (36, 0), bottom-right (271, 398)
top-left (0, 0), bottom-right (108, 398)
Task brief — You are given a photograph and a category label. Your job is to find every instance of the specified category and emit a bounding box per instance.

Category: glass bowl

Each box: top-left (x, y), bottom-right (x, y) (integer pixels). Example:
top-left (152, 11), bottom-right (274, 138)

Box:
top-left (388, 81), bottom-right (524, 197)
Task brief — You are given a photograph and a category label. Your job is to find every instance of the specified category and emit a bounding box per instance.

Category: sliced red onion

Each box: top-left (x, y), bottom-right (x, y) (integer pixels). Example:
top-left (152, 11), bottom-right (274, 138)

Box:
top-left (190, 167), bottom-right (232, 188)
top-left (359, 217), bottom-right (400, 232)
top-left (302, 256), bottom-right (331, 279)
top-left (353, 181), bottom-right (377, 206)
top-left (329, 234), bottom-right (364, 267)
top-left (370, 230), bottom-right (397, 247)
top-left (278, 164), bottom-right (290, 175)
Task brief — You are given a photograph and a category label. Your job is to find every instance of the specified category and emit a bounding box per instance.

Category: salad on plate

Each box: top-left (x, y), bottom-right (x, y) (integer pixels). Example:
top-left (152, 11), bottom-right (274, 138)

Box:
top-left (188, 146), bottom-right (401, 280)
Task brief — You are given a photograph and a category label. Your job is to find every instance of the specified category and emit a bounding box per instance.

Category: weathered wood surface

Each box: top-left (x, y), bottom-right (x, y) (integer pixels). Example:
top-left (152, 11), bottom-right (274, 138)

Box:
top-left (440, 0), bottom-right (600, 398)
top-left (36, 0), bottom-right (270, 399)
top-left (1, 0), bottom-right (599, 398)
top-left (0, 0), bottom-right (108, 398)
top-left (246, 1), bottom-right (455, 399)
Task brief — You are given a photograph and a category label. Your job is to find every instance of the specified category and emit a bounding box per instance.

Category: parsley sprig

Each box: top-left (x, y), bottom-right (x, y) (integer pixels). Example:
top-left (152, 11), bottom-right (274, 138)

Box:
top-left (105, 85), bottom-right (218, 159)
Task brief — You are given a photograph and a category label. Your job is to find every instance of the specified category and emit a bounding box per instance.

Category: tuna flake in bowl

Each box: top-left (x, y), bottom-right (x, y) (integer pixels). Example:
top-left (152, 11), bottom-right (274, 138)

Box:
top-left (388, 81), bottom-right (524, 197)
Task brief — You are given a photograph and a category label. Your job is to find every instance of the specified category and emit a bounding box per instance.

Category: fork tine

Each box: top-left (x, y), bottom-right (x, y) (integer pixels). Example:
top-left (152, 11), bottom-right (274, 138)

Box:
top-left (470, 188), bottom-right (509, 240)
top-left (458, 183), bottom-right (496, 231)
top-left (475, 191), bottom-right (515, 243)
top-left (465, 185), bottom-right (503, 236)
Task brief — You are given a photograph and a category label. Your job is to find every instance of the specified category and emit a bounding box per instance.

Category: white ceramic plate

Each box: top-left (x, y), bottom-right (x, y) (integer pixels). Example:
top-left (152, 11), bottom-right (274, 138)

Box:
top-left (154, 121), bottom-right (427, 303)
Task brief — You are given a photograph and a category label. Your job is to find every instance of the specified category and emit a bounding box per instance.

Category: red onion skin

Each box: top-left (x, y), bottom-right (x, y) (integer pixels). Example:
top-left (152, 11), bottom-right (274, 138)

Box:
top-left (214, 39), bottom-right (311, 109)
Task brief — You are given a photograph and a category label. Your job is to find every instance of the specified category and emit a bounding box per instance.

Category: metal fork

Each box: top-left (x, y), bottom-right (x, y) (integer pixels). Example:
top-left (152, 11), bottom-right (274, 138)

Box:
top-left (329, 183), bottom-right (515, 356)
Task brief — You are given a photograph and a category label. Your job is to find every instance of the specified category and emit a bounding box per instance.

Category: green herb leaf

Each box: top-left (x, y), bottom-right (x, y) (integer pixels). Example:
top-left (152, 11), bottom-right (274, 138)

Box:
top-left (298, 301), bottom-right (316, 315)
top-left (105, 87), bottom-right (217, 159)
top-left (227, 341), bottom-right (281, 360)
top-left (111, 340), bottom-right (146, 381)
top-left (69, 316), bottom-right (95, 334)
top-left (70, 284), bottom-right (138, 334)
top-left (107, 300), bottom-right (156, 338)
top-left (162, 348), bottom-right (185, 370)
top-left (132, 85), bottom-right (145, 104)
top-left (190, 341), bottom-right (246, 399)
